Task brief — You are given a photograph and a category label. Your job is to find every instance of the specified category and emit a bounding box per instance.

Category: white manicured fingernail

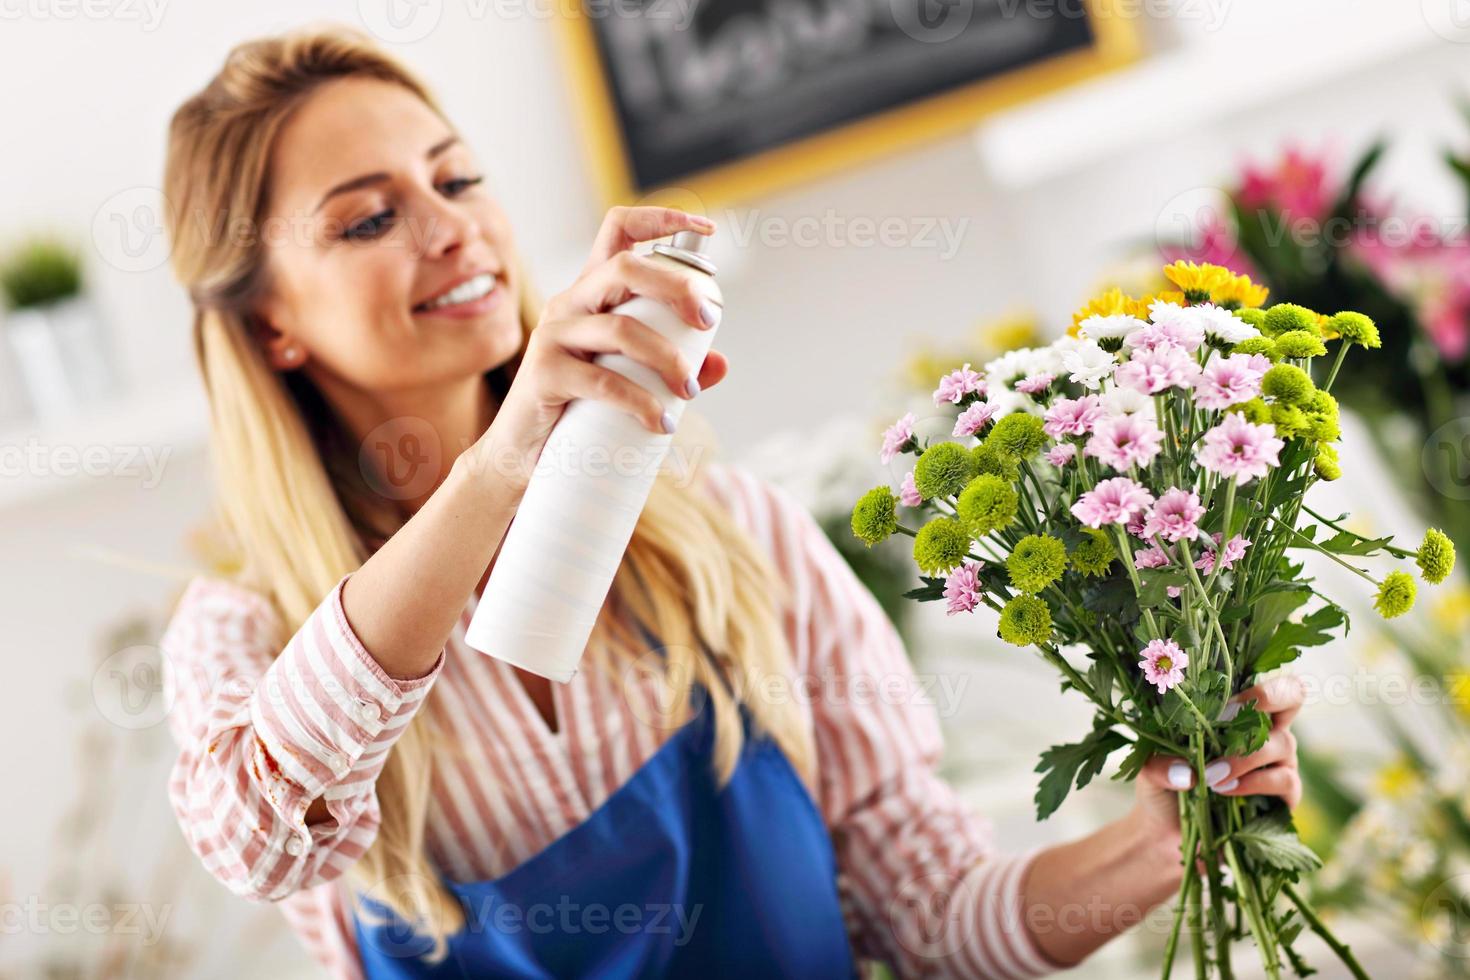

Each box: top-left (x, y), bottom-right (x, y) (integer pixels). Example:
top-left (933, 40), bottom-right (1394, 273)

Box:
top-left (1212, 778), bottom-right (1239, 793)
top-left (1168, 762), bottom-right (1193, 789)
top-left (1204, 760), bottom-right (1232, 786)
top-left (699, 300), bottom-right (721, 328)
top-left (1217, 700), bottom-right (1241, 723)
top-left (661, 411), bottom-right (677, 434)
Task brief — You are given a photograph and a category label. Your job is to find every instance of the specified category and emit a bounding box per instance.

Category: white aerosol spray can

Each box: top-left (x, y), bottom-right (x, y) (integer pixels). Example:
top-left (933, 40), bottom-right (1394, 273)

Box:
top-left (464, 231), bottom-right (721, 682)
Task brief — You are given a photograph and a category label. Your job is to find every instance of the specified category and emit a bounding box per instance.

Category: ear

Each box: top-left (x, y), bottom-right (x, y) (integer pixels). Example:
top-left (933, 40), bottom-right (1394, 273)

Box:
top-left (251, 312), bottom-right (309, 371)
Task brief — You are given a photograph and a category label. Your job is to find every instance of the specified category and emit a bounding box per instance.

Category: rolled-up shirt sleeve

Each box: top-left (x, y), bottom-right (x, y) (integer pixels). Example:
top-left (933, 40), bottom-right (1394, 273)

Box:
top-left (162, 574), bottom-right (444, 902)
top-left (721, 464), bottom-right (1060, 978)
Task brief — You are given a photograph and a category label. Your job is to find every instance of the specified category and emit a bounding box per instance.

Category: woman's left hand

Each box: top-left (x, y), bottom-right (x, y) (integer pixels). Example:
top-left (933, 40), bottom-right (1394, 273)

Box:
top-left (1132, 674), bottom-right (1306, 840)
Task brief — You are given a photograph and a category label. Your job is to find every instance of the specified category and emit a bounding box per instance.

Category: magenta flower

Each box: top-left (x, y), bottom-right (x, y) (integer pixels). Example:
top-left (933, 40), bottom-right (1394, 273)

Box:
top-left (1134, 544), bottom-right (1170, 569)
top-left (1142, 487), bottom-right (1205, 543)
top-left (1195, 533), bottom-right (1251, 574)
top-left (943, 560), bottom-right (984, 616)
top-left (1193, 353), bottom-right (1270, 411)
top-left (881, 412), bottom-right (917, 464)
top-left (933, 363), bottom-right (986, 405)
top-left (953, 401), bottom-right (998, 438)
top-left (1043, 395), bottom-right (1104, 439)
top-left (1138, 639), bottom-right (1189, 695)
top-left (1016, 373), bottom-right (1056, 396)
top-left (1071, 477), bottom-right (1155, 528)
top-left (1114, 345), bottom-right (1202, 395)
top-left (1044, 444), bottom-right (1077, 467)
top-left (1084, 413), bottom-right (1165, 471)
top-left (899, 470), bottom-right (923, 507)
top-left (1196, 413), bottom-right (1284, 483)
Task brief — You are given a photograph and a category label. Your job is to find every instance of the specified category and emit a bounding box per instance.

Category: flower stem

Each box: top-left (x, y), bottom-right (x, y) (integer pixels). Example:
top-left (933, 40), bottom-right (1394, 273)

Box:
top-left (1281, 882), bottom-right (1371, 980)
top-left (1223, 838), bottom-right (1281, 980)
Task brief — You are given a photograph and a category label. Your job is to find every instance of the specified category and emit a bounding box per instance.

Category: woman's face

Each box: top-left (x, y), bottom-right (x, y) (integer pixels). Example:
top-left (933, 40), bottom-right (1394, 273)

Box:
top-left (255, 76), bottom-right (522, 397)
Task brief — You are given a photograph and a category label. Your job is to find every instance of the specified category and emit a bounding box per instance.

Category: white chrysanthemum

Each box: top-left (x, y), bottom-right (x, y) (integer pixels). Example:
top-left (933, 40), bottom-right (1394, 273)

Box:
top-left (1078, 314), bottom-right (1147, 342)
top-left (1100, 384), bottom-right (1155, 419)
top-left (983, 347), bottom-right (1049, 388)
top-left (1193, 303), bottom-right (1260, 343)
top-left (1058, 339), bottom-right (1116, 389)
top-left (984, 387), bottom-right (1039, 419)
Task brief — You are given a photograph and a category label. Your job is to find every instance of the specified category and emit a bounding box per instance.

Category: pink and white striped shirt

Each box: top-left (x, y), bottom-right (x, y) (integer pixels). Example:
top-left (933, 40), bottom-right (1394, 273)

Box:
top-left (161, 461), bottom-right (1059, 979)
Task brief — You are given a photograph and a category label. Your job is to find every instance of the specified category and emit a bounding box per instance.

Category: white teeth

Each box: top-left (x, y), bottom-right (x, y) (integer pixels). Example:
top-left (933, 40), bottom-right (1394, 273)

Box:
top-left (420, 272), bottom-right (497, 311)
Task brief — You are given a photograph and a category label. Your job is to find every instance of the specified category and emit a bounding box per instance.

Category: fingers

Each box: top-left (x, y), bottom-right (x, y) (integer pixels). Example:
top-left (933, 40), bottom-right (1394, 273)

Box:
top-left (696, 349), bottom-right (728, 391)
top-left (1140, 754), bottom-right (1198, 791)
top-left (1201, 727), bottom-right (1296, 792)
top-left (549, 313), bottom-right (700, 402)
top-left (564, 251), bottom-right (716, 331)
top-left (1212, 764), bottom-right (1302, 809)
top-left (584, 206), bottom-right (715, 271)
top-left (1230, 674), bottom-right (1306, 730)
top-left (560, 357), bottom-right (673, 435)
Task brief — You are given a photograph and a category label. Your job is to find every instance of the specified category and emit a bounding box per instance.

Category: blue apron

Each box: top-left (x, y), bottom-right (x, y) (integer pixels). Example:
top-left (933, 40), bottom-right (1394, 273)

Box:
top-left (352, 686), bottom-right (857, 979)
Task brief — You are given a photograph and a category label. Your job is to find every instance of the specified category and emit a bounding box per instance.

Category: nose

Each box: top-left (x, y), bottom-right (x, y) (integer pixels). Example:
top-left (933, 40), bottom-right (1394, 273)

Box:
top-left (414, 187), bottom-right (481, 260)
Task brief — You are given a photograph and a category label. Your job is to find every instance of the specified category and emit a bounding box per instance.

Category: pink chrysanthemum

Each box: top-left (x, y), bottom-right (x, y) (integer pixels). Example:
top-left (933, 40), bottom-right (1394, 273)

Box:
top-left (1193, 353), bottom-right (1270, 411)
top-left (1085, 413), bottom-right (1165, 471)
top-left (943, 560), bottom-right (984, 616)
top-left (899, 471), bottom-right (923, 507)
top-left (1114, 345), bottom-right (1202, 395)
top-left (953, 401), bottom-right (998, 438)
top-left (933, 363), bottom-right (986, 405)
top-left (1043, 395), bottom-right (1103, 439)
top-left (881, 412), bottom-right (917, 465)
top-left (1194, 533), bottom-right (1251, 573)
top-left (1071, 477), bottom-right (1155, 528)
top-left (1196, 413), bottom-right (1284, 482)
top-left (1138, 638), bottom-right (1189, 695)
top-left (1134, 544), bottom-right (1171, 569)
top-left (1044, 444), bottom-right (1077, 467)
top-left (1124, 317), bottom-right (1205, 354)
top-left (1015, 373), bottom-right (1056, 396)
top-left (1142, 487), bottom-right (1205, 543)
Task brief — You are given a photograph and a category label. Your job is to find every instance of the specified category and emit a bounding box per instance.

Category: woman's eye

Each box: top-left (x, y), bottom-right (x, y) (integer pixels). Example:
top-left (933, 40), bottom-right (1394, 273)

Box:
top-left (345, 209), bottom-right (396, 240)
top-left (438, 175), bottom-right (484, 197)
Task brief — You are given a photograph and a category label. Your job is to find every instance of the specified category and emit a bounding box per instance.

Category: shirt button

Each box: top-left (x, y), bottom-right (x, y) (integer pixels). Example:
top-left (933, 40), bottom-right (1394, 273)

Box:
top-left (355, 701), bottom-right (381, 724)
top-left (285, 836), bottom-right (305, 857)
top-left (322, 752), bottom-right (347, 776)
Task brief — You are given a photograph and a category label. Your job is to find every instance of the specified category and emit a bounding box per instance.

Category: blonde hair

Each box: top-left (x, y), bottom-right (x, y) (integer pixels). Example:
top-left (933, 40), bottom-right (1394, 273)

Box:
top-left (163, 24), bottom-right (813, 960)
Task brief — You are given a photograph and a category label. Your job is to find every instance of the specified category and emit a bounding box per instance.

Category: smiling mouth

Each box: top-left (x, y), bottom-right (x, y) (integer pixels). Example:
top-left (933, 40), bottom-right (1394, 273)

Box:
top-left (413, 272), bottom-right (499, 313)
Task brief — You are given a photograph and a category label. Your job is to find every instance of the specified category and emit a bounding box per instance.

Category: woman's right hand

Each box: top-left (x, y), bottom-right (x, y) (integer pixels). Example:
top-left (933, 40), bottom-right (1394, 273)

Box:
top-left (465, 206), bottom-right (729, 496)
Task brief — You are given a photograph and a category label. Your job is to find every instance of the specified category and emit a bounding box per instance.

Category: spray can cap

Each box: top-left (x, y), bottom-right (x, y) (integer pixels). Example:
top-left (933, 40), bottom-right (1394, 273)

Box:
top-left (653, 230), bottom-right (717, 277)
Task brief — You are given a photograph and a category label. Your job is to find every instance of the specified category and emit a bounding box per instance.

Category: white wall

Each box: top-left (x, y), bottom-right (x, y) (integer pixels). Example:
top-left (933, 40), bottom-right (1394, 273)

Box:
top-left (2, 0), bottom-right (1468, 975)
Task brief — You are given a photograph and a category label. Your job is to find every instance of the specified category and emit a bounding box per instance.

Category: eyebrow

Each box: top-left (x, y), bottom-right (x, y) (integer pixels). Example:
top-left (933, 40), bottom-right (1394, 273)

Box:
top-left (313, 134), bottom-right (461, 213)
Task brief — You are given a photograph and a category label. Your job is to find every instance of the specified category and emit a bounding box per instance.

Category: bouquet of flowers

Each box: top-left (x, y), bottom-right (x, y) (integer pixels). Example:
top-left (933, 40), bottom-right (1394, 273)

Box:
top-left (849, 261), bottom-right (1458, 978)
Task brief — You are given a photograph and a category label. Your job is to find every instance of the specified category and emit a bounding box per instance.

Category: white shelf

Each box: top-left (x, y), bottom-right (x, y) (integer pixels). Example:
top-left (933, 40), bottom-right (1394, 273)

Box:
top-left (0, 380), bottom-right (209, 511)
top-left (973, 5), bottom-right (1444, 189)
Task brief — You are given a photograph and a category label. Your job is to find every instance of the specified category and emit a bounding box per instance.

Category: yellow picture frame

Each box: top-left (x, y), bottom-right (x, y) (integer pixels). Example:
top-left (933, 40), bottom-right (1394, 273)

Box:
top-left (554, 0), bottom-right (1142, 211)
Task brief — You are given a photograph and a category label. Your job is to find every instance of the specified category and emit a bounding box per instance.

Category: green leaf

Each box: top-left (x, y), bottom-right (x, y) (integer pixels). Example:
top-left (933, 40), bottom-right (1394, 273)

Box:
top-left (1255, 603), bottom-right (1346, 674)
top-left (1034, 726), bottom-right (1130, 821)
top-left (1318, 530), bottom-right (1395, 557)
top-left (1222, 706), bottom-right (1271, 757)
top-left (1081, 574), bottom-right (1139, 627)
top-left (901, 576), bottom-right (947, 602)
top-left (1111, 740), bottom-right (1150, 783)
top-left (1233, 812), bottom-right (1323, 873)
top-left (1246, 587), bottom-right (1311, 664)
top-left (1136, 569), bottom-right (1189, 606)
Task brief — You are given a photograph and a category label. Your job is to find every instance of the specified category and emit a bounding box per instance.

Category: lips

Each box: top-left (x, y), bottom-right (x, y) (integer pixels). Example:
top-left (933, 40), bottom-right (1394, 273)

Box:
top-left (412, 271), bottom-right (500, 313)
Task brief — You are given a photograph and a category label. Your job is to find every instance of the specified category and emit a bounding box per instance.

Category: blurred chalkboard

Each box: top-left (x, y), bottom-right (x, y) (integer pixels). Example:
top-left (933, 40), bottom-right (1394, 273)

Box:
top-left (559, 0), bottom-right (1137, 205)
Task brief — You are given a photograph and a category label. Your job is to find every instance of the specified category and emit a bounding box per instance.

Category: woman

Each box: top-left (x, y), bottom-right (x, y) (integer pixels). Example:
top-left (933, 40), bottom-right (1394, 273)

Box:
top-left (159, 26), bottom-right (1306, 980)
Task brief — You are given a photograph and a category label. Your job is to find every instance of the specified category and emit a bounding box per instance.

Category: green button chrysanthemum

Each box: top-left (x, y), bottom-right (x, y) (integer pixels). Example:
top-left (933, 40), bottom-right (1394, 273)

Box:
top-left (1262, 363), bottom-right (1316, 406)
top-left (1416, 528), bottom-right (1456, 584)
top-left (1263, 303), bottom-right (1321, 338)
top-left (1006, 534), bottom-right (1067, 594)
top-left (1274, 330), bottom-right (1327, 359)
top-left (957, 474), bottom-right (1019, 537)
top-left (971, 442), bottom-right (1020, 482)
top-left (983, 413), bottom-right (1047, 464)
top-left (1232, 397), bottom-right (1274, 425)
top-left (1235, 308), bottom-right (1267, 330)
top-left (998, 594), bottom-right (1053, 647)
top-left (1069, 528), bottom-right (1115, 577)
top-left (1312, 442), bottom-right (1341, 481)
top-left (850, 486), bottom-right (898, 547)
top-left (913, 441), bottom-right (977, 500)
top-left (1373, 570), bottom-right (1417, 619)
top-left (1301, 390), bottom-right (1340, 442)
top-left (1230, 336), bottom-right (1279, 361)
top-left (1328, 311), bottom-right (1381, 349)
top-left (913, 517), bottom-right (972, 575)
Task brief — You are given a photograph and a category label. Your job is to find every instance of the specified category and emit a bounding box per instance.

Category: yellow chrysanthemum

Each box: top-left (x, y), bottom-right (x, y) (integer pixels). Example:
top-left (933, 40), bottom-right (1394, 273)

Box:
top-left (1163, 260), bottom-right (1233, 300)
top-left (1431, 583), bottom-right (1470, 635)
top-left (1070, 287), bottom-right (1133, 337)
top-left (1212, 273), bottom-right (1270, 309)
top-left (1317, 312), bottom-right (1339, 340)
top-left (1127, 290), bottom-right (1187, 319)
top-left (1374, 757), bottom-right (1421, 800)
